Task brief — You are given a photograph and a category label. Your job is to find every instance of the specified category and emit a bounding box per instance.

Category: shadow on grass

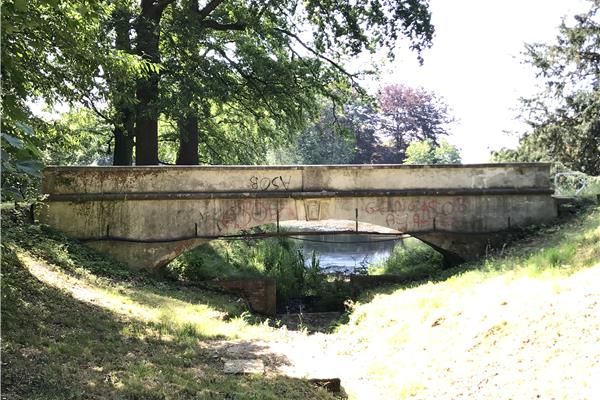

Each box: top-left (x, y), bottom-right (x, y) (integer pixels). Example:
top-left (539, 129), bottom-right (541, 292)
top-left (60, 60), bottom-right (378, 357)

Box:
top-left (1, 247), bottom-right (339, 400)
top-left (2, 213), bottom-right (257, 324)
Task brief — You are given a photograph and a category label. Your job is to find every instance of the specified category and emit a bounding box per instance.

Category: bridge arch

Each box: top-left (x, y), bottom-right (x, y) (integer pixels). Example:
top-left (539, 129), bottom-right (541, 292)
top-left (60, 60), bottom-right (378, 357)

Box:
top-left (83, 212), bottom-right (480, 271)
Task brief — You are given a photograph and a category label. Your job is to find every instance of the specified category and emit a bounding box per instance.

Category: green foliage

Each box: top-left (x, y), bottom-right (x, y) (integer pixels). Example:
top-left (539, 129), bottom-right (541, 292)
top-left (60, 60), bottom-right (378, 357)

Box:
top-left (369, 239), bottom-right (444, 276)
top-left (434, 139), bottom-right (462, 164)
top-left (512, 0), bottom-right (600, 174)
top-left (404, 139), bottom-right (435, 164)
top-left (377, 84), bottom-right (454, 162)
top-left (43, 108), bottom-right (113, 166)
top-left (1, 0), bottom-right (436, 167)
top-left (1, 123), bottom-right (44, 200)
top-left (553, 172), bottom-right (600, 198)
top-left (132, 0), bottom-right (435, 164)
top-left (0, 0), bottom-right (143, 191)
top-left (404, 139), bottom-right (461, 165)
top-left (489, 147), bottom-right (522, 163)
top-left (168, 234), bottom-right (327, 304)
top-left (270, 97), bottom-right (378, 165)
top-left (1, 0), bottom-right (107, 122)
top-left (272, 87), bottom-right (459, 166)
top-left (277, 105), bottom-right (357, 165)
top-left (1, 108), bottom-right (113, 200)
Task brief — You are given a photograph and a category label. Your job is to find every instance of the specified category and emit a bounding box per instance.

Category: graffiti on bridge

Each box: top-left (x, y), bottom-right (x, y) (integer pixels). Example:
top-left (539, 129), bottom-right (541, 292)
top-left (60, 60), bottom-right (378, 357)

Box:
top-left (249, 176), bottom-right (292, 191)
top-left (364, 197), bottom-right (468, 232)
top-left (204, 200), bottom-right (297, 232)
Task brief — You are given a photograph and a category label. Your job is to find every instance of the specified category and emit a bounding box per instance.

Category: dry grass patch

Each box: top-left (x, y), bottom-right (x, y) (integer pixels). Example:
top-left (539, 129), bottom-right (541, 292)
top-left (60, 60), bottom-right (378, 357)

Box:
top-left (333, 205), bottom-right (600, 399)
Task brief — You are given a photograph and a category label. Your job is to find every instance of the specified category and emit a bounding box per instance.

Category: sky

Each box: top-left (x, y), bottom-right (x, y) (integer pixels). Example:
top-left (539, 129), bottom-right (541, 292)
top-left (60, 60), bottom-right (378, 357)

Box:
top-left (370, 0), bottom-right (590, 163)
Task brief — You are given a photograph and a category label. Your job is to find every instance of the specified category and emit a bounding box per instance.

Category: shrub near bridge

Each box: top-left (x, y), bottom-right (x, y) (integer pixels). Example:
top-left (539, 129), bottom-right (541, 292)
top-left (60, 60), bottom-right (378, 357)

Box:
top-left (369, 238), bottom-right (444, 278)
top-left (167, 231), bottom-right (328, 307)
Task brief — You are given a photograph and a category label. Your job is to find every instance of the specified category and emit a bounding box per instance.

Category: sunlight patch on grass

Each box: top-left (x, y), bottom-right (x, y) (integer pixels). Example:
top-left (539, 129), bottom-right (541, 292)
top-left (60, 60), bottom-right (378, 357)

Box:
top-left (336, 206), bottom-right (600, 399)
top-left (16, 251), bottom-right (273, 341)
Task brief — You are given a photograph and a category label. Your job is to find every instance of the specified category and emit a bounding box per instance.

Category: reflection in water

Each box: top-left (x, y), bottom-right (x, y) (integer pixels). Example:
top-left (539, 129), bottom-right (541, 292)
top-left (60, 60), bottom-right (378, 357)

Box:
top-left (291, 234), bottom-right (403, 274)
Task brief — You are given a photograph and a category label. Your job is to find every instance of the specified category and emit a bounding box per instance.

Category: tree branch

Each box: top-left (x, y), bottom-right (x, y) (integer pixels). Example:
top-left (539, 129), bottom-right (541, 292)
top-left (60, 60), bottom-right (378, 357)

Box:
top-left (197, 0), bottom-right (225, 20)
top-left (84, 97), bottom-right (114, 124)
top-left (214, 47), bottom-right (268, 86)
top-left (273, 27), bottom-right (359, 84)
top-left (199, 19), bottom-right (246, 31)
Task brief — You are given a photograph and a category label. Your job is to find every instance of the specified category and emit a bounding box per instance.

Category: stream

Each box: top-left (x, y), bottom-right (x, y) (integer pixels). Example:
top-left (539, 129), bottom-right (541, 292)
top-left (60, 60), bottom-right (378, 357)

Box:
top-left (290, 233), bottom-right (403, 275)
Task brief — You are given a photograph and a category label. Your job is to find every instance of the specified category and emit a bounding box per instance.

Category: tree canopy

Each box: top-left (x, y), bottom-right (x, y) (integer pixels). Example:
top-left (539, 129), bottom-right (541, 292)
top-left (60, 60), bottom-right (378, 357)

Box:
top-left (492, 0), bottom-right (600, 175)
top-left (2, 0), bottom-right (436, 174)
top-left (377, 84), bottom-right (454, 162)
top-left (403, 139), bottom-right (461, 165)
top-left (1, 0), bottom-right (120, 198)
top-left (271, 85), bottom-right (457, 165)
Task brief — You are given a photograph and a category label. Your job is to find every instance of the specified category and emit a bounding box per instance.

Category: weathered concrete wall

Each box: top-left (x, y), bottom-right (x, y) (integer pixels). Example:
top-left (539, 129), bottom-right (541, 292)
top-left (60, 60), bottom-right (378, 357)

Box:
top-left (37, 163), bottom-right (557, 270)
top-left (43, 163), bottom-right (551, 194)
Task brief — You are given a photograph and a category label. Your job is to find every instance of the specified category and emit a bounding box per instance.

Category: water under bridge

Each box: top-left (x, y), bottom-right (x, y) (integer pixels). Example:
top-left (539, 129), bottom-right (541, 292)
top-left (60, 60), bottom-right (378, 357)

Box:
top-left (37, 163), bottom-right (557, 270)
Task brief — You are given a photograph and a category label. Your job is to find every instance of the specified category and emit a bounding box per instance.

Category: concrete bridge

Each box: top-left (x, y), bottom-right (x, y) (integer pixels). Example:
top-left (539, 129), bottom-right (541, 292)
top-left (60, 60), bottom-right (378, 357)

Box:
top-left (37, 163), bottom-right (557, 270)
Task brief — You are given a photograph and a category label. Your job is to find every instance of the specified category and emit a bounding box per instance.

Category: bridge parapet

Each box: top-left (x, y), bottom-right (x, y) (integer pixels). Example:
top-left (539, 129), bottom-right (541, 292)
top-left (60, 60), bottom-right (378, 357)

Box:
top-left (44, 163), bottom-right (551, 195)
top-left (38, 163), bottom-right (557, 270)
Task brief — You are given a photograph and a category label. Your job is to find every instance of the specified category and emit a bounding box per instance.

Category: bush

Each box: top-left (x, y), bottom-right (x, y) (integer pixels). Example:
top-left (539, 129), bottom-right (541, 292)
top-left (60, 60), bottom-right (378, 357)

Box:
top-left (552, 170), bottom-right (600, 198)
top-left (167, 233), bottom-right (327, 304)
top-left (369, 239), bottom-right (443, 276)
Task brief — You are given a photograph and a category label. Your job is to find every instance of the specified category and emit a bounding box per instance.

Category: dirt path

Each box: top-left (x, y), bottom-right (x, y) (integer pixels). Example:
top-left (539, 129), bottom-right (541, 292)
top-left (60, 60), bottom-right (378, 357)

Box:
top-left (209, 333), bottom-right (385, 399)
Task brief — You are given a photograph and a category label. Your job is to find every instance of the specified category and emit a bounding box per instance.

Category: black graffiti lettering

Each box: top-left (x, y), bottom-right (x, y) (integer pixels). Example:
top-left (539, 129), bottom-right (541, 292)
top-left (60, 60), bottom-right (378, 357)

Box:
top-left (279, 175), bottom-right (291, 191)
top-left (271, 177), bottom-right (280, 189)
top-left (260, 177), bottom-right (271, 190)
top-left (249, 175), bottom-right (292, 191)
top-left (250, 176), bottom-right (259, 190)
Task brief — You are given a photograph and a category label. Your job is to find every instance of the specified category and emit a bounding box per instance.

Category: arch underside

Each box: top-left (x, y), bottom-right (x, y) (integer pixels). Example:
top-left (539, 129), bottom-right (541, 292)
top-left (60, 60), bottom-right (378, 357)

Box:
top-left (85, 230), bottom-right (504, 271)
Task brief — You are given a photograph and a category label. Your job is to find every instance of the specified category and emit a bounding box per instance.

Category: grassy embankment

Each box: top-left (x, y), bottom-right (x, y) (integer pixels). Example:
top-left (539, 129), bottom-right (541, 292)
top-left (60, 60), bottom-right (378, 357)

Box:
top-left (2, 201), bottom-right (599, 399)
top-left (334, 203), bottom-right (600, 399)
top-left (1, 208), bottom-right (337, 400)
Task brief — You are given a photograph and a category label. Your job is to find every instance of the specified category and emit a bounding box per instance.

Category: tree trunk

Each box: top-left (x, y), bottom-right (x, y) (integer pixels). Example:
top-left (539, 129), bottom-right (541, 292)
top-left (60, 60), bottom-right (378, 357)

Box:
top-left (113, 108), bottom-right (135, 165)
top-left (112, 6), bottom-right (135, 165)
top-left (134, 1), bottom-right (164, 165)
top-left (176, 112), bottom-right (199, 165)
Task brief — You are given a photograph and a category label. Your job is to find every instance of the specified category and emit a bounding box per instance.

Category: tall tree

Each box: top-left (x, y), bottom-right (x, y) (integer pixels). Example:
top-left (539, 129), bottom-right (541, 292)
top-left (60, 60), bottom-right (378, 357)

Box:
top-left (161, 0), bottom-right (331, 165)
top-left (347, 101), bottom-right (382, 164)
top-left (510, 0), bottom-right (600, 174)
top-left (1, 0), bottom-right (113, 197)
top-left (131, 0), bottom-right (435, 165)
top-left (133, 0), bottom-right (174, 165)
top-left (377, 84), bottom-right (453, 162)
top-left (110, 5), bottom-right (137, 166)
top-left (295, 105), bottom-right (356, 165)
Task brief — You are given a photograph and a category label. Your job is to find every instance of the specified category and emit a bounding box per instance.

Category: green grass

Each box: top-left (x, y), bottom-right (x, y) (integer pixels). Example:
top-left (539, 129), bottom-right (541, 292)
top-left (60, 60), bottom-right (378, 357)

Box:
top-left (335, 204), bottom-right (600, 399)
top-left (1, 207), bottom-right (336, 400)
top-left (368, 238), bottom-right (443, 277)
